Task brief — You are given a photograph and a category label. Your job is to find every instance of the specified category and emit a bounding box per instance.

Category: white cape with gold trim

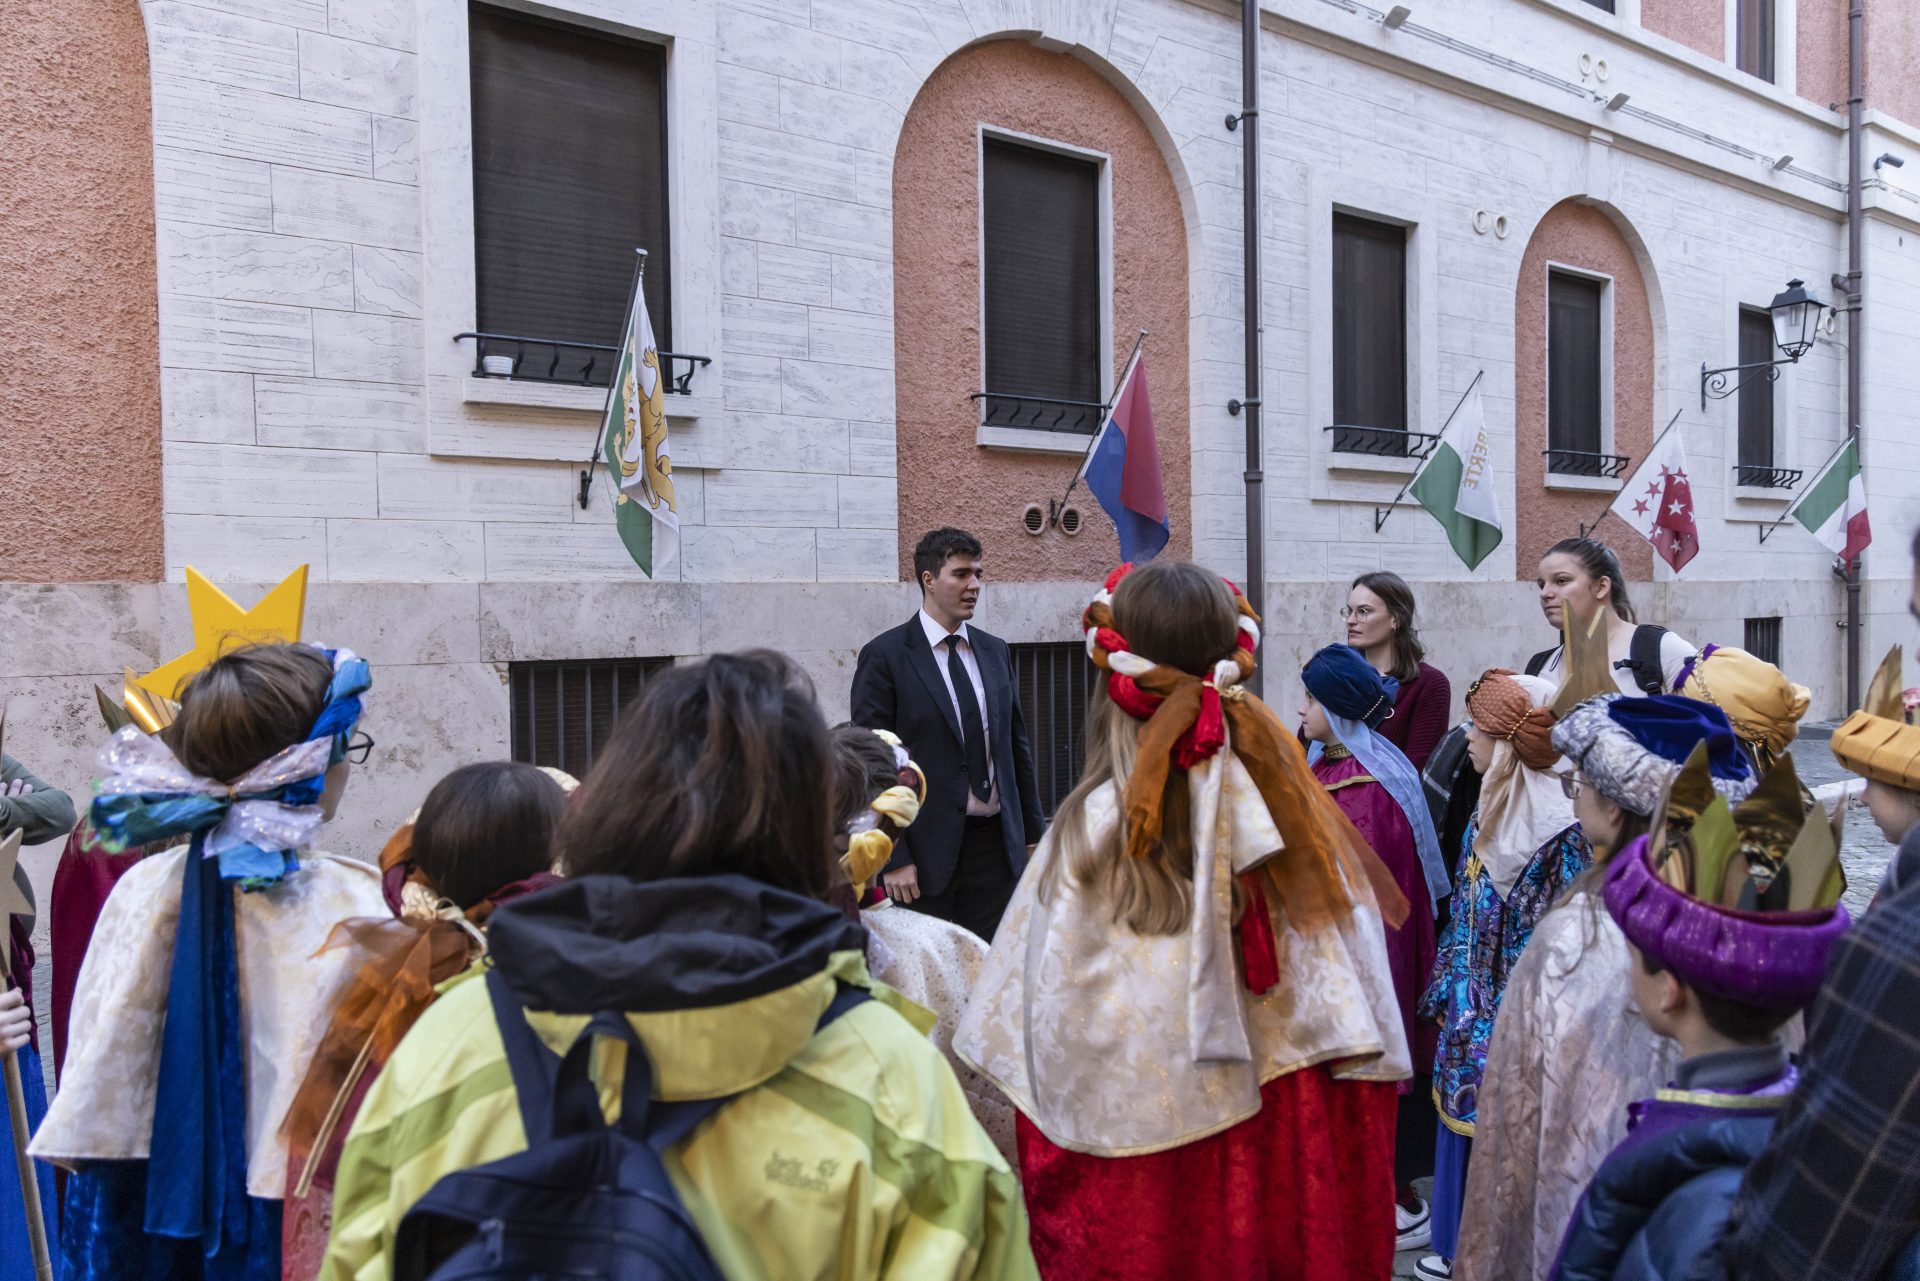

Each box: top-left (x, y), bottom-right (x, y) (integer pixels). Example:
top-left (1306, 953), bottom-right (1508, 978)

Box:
top-left (32, 846), bottom-right (385, 1198)
top-left (955, 744), bottom-right (1410, 1157)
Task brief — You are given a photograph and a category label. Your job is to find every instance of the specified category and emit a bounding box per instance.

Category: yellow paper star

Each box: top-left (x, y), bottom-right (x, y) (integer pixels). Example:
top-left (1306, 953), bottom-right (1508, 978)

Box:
top-left (136, 565), bottom-right (309, 702)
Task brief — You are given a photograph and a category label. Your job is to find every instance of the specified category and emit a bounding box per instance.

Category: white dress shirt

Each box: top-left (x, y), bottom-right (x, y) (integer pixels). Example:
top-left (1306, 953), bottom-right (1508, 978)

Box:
top-left (918, 609), bottom-right (1000, 816)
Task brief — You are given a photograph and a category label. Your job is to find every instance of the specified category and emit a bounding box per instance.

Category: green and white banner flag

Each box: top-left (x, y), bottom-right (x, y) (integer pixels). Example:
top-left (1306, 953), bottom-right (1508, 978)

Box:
top-left (601, 270), bottom-right (677, 577)
top-left (1788, 436), bottom-right (1871, 562)
top-left (1410, 380), bottom-right (1504, 570)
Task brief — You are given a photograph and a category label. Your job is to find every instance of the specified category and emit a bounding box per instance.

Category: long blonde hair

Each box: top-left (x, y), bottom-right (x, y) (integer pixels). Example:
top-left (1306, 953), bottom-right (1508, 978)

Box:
top-left (1042, 562), bottom-right (1241, 935)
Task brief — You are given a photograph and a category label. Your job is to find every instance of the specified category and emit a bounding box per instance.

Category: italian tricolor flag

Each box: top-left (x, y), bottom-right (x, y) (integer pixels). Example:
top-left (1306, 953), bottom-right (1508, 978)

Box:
top-left (1410, 380), bottom-right (1504, 570)
top-left (1789, 437), bottom-right (1871, 563)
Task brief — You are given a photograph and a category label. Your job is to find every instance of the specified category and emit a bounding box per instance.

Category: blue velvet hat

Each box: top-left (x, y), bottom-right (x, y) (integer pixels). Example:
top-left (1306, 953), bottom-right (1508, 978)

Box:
top-left (1301, 644), bottom-right (1398, 729)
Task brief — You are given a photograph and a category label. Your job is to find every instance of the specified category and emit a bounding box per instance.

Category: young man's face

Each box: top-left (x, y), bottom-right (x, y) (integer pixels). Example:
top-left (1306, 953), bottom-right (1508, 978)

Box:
top-left (922, 554), bottom-right (983, 625)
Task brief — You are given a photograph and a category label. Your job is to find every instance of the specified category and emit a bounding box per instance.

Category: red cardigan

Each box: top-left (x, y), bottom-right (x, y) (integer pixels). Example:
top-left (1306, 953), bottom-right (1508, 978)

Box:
top-left (1379, 661), bottom-right (1452, 774)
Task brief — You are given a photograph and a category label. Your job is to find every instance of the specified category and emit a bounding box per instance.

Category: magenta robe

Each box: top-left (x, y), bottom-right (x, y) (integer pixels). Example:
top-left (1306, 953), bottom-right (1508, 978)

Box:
top-left (1312, 751), bottom-right (1437, 1073)
top-left (49, 819), bottom-right (145, 1080)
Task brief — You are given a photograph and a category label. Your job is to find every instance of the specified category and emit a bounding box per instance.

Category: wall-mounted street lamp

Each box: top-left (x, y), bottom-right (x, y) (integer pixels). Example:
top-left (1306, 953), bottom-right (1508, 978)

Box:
top-left (1700, 278), bottom-right (1827, 410)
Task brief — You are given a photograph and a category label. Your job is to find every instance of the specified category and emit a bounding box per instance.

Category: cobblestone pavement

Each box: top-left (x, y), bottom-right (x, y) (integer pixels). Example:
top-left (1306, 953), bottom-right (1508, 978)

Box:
top-left (1390, 725), bottom-right (1889, 1278)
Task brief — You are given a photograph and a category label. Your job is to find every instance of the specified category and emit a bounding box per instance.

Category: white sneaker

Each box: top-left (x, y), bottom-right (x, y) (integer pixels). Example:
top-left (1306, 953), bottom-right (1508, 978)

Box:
top-left (1395, 1197), bottom-right (1432, 1251)
top-left (1413, 1255), bottom-right (1452, 1280)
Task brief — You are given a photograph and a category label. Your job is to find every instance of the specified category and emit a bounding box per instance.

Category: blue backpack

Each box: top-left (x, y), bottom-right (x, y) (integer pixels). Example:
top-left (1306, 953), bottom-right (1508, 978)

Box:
top-left (393, 967), bottom-right (868, 1281)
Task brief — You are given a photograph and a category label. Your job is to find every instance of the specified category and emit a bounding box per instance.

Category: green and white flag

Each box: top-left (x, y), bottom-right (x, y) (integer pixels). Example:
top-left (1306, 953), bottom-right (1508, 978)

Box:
top-left (1410, 380), bottom-right (1504, 570)
top-left (601, 269), bottom-right (677, 577)
top-left (1787, 436), bottom-right (1871, 562)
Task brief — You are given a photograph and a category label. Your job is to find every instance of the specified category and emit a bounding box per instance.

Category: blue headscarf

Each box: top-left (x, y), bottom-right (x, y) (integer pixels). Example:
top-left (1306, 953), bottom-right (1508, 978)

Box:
top-left (1303, 645), bottom-right (1450, 911)
top-left (87, 645), bottom-right (369, 1270)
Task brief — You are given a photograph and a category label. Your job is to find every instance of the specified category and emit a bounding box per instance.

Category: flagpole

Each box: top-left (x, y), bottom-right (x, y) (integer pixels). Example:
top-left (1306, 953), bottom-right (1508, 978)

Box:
top-left (1373, 369), bottom-right (1484, 534)
top-left (1053, 329), bottom-right (1148, 521)
top-left (1757, 434), bottom-right (1850, 545)
top-left (579, 248), bottom-right (649, 510)
top-left (1579, 408), bottom-right (1681, 537)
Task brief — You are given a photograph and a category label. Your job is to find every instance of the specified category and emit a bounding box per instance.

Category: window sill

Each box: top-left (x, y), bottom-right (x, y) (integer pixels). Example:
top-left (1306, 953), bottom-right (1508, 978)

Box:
top-left (976, 424), bottom-right (1096, 456)
top-left (1327, 451), bottom-right (1422, 478)
top-left (1544, 472), bottom-right (1624, 494)
top-left (1733, 485), bottom-right (1795, 506)
top-left (462, 377), bottom-right (712, 423)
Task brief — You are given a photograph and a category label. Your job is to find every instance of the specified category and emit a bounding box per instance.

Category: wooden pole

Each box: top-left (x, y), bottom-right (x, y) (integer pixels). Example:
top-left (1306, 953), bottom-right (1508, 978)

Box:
top-left (0, 942), bottom-right (52, 1281)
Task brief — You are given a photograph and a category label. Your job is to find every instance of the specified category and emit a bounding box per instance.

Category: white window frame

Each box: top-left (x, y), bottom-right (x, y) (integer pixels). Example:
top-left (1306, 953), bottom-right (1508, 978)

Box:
top-left (1543, 261), bottom-right (1620, 493)
top-left (1725, 0), bottom-right (1798, 90)
top-left (418, 0), bottom-right (721, 463)
top-left (972, 125), bottom-right (1113, 457)
top-left (1306, 172), bottom-right (1439, 502)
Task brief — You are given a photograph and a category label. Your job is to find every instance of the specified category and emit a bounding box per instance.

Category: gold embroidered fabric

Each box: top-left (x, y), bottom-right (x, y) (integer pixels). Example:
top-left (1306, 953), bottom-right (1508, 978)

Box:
top-left (954, 750), bottom-right (1410, 1157)
top-left (31, 847), bottom-right (387, 1197)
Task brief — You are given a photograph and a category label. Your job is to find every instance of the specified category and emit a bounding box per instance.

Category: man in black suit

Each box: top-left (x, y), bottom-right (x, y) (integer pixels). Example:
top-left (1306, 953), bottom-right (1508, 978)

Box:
top-left (850, 527), bottom-right (1044, 939)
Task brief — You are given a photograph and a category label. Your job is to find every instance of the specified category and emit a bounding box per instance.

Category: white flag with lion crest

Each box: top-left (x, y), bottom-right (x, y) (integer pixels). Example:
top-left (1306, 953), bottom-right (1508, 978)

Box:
top-left (603, 270), bottom-right (678, 577)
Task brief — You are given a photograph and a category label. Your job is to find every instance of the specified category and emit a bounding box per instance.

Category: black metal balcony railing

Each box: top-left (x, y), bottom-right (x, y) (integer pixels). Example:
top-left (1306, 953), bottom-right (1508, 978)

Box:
top-left (1733, 464), bottom-right (1804, 490)
top-left (455, 331), bottom-right (711, 393)
top-left (1325, 424), bottom-right (1443, 459)
top-left (1545, 447), bottom-right (1632, 479)
top-left (972, 391), bottom-right (1107, 435)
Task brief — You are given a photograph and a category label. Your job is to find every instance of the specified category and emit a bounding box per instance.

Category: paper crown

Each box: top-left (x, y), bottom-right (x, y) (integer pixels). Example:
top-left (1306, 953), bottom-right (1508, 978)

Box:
top-left (1830, 646), bottom-right (1920, 791)
top-left (95, 670), bottom-right (180, 736)
top-left (1605, 743), bottom-right (1851, 1009)
top-left (136, 565), bottom-right (308, 703)
top-left (1549, 607), bottom-right (1614, 719)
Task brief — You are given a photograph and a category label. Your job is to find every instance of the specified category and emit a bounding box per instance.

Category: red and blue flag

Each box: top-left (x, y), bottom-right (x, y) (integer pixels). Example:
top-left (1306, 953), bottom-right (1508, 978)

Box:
top-left (1081, 355), bottom-right (1168, 563)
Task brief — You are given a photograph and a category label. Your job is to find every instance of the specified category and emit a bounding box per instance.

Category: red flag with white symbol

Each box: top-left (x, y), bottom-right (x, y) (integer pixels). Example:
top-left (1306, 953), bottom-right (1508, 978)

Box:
top-left (1608, 424), bottom-right (1699, 572)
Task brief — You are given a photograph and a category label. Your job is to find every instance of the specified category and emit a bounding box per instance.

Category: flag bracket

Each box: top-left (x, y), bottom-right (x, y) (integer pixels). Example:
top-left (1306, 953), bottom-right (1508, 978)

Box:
top-left (578, 468), bottom-right (594, 511)
top-left (1228, 397), bottom-right (1261, 416)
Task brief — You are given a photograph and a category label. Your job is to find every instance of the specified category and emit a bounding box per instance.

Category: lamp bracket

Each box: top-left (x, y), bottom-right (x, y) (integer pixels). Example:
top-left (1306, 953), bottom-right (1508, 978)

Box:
top-left (1700, 357), bottom-right (1792, 411)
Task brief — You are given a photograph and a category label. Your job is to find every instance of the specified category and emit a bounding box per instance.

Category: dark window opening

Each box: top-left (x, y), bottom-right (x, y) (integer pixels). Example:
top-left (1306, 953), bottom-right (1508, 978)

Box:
top-left (1744, 617), bottom-right (1782, 667)
top-left (1738, 306), bottom-right (1776, 470)
top-left (1332, 213), bottom-right (1409, 455)
top-left (509, 657), bottom-right (672, 778)
top-left (470, 4), bottom-right (671, 385)
top-left (1010, 642), bottom-right (1097, 818)
top-left (1547, 271), bottom-right (1605, 470)
top-left (1580, 0), bottom-right (1616, 11)
top-left (1737, 0), bottom-right (1776, 82)
top-left (980, 138), bottom-right (1103, 434)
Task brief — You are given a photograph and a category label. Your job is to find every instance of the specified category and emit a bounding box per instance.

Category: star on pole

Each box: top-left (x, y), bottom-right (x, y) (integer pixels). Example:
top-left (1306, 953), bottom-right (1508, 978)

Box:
top-left (135, 565), bottom-right (310, 702)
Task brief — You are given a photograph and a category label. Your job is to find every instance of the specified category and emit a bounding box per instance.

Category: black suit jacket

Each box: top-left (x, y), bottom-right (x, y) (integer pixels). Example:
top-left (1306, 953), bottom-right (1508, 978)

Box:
top-left (849, 616), bottom-right (1045, 897)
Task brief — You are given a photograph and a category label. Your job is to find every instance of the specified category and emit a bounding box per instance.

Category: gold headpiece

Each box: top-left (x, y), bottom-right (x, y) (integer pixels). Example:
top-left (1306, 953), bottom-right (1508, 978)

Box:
top-left (841, 729), bottom-right (927, 895)
top-left (136, 565), bottom-right (309, 702)
top-left (95, 668), bottom-right (181, 736)
top-left (1550, 607), bottom-right (1614, 718)
top-left (1830, 646), bottom-right (1920, 791)
top-left (1651, 745), bottom-right (1844, 911)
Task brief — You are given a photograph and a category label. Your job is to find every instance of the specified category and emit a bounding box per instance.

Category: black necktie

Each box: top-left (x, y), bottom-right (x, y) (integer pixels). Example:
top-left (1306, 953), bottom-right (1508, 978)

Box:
top-left (944, 635), bottom-right (992, 803)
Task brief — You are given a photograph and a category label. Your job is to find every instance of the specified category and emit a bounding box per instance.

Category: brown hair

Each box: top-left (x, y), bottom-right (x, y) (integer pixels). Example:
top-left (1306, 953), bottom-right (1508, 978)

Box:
top-left (164, 643), bottom-right (335, 783)
top-left (558, 651), bottom-right (836, 899)
top-left (830, 726), bottom-right (900, 830)
top-left (1350, 571), bottom-right (1426, 683)
top-left (1543, 536), bottom-right (1637, 623)
top-left (1637, 948), bottom-right (1798, 1043)
top-left (411, 762), bottom-right (566, 909)
top-left (1044, 561), bottom-right (1241, 935)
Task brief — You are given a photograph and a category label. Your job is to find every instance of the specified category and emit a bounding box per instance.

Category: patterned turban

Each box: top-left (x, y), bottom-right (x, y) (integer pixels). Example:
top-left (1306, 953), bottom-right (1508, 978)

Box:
top-left (1466, 668), bottom-right (1559, 771)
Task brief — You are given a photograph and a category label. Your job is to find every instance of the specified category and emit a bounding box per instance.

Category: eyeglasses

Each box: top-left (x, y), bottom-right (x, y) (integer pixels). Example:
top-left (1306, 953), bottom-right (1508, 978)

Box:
top-left (1339, 605), bottom-right (1378, 621)
top-left (343, 731), bottom-right (375, 765)
top-left (1560, 772), bottom-right (1584, 801)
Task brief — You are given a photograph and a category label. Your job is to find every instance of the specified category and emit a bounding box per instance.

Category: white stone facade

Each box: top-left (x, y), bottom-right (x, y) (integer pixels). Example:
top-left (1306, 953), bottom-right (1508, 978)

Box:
top-left (12, 0), bottom-right (1920, 890)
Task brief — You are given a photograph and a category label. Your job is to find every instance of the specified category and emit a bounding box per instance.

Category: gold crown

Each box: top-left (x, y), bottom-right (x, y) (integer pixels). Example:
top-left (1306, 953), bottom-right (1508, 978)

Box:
top-left (95, 669), bottom-right (180, 736)
top-left (1549, 607), bottom-right (1614, 718)
top-left (1651, 744), bottom-right (1844, 912)
top-left (1830, 647), bottom-right (1920, 791)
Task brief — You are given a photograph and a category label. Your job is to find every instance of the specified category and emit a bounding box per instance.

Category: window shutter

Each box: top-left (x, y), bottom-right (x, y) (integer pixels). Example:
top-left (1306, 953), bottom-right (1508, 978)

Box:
top-left (470, 4), bottom-right (671, 382)
top-left (510, 658), bottom-right (672, 778)
top-left (1332, 214), bottom-right (1408, 453)
top-left (1547, 272), bottom-right (1604, 460)
top-left (1009, 642), bottom-right (1098, 818)
top-left (982, 138), bottom-right (1102, 433)
top-left (1737, 307), bottom-right (1776, 471)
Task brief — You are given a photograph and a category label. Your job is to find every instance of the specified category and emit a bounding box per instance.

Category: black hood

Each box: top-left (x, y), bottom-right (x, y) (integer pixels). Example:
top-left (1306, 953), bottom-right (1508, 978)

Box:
top-left (486, 873), bottom-right (869, 1014)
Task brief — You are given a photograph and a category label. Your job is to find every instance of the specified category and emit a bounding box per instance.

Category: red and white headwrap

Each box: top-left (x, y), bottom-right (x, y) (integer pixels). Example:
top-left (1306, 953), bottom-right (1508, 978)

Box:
top-left (1083, 563), bottom-right (1262, 770)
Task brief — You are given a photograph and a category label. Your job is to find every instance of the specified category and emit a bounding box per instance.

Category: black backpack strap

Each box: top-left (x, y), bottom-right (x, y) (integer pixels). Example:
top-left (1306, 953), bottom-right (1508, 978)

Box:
top-left (487, 969), bottom-right (872, 1153)
top-left (1525, 647), bottom-right (1556, 677)
top-left (1621, 624), bottom-right (1670, 695)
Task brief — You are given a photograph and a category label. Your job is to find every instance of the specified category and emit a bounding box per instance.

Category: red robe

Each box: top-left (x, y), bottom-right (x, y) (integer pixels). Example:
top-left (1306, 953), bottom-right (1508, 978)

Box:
top-left (49, 820), bottom-right (145, 1079)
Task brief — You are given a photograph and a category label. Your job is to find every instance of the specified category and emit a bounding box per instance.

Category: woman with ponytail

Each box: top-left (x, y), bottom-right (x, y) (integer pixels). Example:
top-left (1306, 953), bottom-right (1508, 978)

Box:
top-left (1530, 538), bottom-right (1694, 696)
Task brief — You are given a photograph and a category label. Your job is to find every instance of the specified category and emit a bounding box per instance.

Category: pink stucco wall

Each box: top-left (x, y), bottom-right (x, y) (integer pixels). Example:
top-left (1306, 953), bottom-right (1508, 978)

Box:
top-left (0, 0), bottom-right (163, 582)
top-left (1798, 0), bottom-right (1849, 108)
top-left (1642, 0), bottom-right (1723, 61)
top-left (1868, 3), bottom-right (1920, 128)
top-left (1513, 201), bottom-right (1655, 584)
top-left (892, 39), bottom-right (1191, 582)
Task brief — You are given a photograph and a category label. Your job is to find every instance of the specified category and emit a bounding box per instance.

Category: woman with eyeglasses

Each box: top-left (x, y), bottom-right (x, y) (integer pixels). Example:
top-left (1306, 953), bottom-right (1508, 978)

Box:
top-left (1345, 572), bottom-right (1452, 772)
